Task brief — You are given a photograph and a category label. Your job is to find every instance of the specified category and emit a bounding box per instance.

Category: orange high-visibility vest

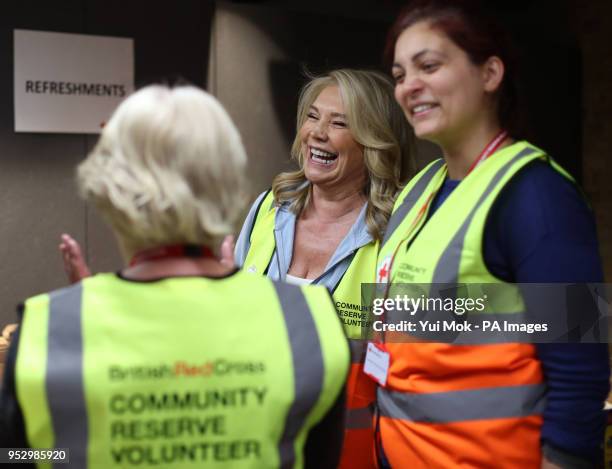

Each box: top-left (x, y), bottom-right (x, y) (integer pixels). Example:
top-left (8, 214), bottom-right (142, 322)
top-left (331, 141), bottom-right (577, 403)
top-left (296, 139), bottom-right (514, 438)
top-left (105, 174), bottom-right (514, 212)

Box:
top-left (375, 142), bottom-right (575, 468)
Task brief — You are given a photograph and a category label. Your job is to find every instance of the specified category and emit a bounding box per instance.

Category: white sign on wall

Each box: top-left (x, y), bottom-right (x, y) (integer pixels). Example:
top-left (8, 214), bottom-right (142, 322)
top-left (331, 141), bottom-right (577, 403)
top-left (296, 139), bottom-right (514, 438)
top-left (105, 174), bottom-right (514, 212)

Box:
top-left (14, 29), bottom-right (134, 134)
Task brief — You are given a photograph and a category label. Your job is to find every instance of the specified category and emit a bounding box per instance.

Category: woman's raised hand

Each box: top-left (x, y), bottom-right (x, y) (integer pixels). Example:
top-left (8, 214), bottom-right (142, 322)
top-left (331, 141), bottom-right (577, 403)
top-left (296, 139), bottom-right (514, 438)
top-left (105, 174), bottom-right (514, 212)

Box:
top-left (59, 233), bottom-right (92, 284)
top-left (220, 234), bottom-right (236, 268)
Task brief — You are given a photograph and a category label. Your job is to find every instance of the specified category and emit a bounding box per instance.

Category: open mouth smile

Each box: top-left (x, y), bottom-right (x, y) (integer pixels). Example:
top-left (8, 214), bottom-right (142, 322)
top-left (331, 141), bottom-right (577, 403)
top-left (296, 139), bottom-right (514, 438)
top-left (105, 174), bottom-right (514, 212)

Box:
top-left (310, 146), bottom-right (338, 165)
top-left (411, 103), bottom-right (438, 117)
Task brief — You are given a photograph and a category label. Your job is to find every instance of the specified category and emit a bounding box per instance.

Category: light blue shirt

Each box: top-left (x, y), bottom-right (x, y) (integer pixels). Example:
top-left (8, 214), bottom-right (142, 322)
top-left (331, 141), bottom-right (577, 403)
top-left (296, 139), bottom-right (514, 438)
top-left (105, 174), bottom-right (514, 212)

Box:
top-left (235, 191), bottom-right (374, 292)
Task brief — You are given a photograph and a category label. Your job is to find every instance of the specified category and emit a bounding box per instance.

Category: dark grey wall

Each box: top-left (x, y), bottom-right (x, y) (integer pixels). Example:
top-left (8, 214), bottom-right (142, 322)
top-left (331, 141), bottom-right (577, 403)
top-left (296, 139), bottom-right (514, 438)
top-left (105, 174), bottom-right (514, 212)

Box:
top-left (0, 0), bottom-right (587, 330)
top-left (0, 1), bottom-right (214, 327)
top-left (213, 1), bottom-right (582, 194)
top-left (219, 0), bottom-right (582, 177)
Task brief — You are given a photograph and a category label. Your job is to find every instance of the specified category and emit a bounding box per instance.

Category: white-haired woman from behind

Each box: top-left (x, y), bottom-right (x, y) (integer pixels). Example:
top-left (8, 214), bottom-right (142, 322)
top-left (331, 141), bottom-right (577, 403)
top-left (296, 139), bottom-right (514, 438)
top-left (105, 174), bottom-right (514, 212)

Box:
top-left (0, 85), bottom-right (349, 469)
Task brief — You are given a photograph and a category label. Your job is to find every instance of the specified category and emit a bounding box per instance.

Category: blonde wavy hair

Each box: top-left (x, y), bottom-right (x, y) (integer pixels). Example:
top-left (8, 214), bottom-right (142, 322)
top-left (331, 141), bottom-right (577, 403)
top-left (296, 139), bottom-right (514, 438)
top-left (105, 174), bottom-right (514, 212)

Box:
top-left (77, 85), bottom-right (248, 256)
top-left (272, 69), bottom-right (414, 241)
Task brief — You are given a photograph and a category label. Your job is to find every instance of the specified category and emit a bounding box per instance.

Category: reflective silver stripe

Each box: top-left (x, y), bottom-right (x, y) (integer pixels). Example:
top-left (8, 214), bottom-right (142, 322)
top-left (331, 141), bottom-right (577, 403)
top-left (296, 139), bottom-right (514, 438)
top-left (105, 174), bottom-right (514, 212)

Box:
top-left (382, 159), bottom-right (445, 248)
top-left (378, 383), bottom-right (546, 423)
top-left (46, 284), bottom-right (87, 468)
top-left (349, 339), bottom-right (366, 363)
top-left (274, 282), bottom-right (324, 469)
top-left (432, 148), bottom-right (537, 283)
top-left (345, 405), bottom-right (373, 430)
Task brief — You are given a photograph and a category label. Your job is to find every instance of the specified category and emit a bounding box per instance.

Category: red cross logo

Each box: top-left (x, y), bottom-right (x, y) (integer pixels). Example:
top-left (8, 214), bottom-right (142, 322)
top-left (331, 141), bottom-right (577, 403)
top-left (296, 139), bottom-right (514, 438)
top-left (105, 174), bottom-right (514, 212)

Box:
top-left (377, 256), bottom-right (391, 283)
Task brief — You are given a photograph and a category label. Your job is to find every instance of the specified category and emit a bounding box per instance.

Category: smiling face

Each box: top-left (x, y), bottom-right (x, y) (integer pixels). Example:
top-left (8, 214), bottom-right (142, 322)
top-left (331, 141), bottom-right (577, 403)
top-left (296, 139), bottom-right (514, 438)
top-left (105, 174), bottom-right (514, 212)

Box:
top-left (392, 20), bottom-right (494, 147)
top-left (300, 85), bottom-right (366, 191)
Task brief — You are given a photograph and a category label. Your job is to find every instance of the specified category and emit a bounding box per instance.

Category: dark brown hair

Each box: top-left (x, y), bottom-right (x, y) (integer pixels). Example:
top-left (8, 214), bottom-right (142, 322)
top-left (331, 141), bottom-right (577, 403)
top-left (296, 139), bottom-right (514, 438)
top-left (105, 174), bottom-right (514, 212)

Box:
top-left (385, 0), bottom-right (521, 137)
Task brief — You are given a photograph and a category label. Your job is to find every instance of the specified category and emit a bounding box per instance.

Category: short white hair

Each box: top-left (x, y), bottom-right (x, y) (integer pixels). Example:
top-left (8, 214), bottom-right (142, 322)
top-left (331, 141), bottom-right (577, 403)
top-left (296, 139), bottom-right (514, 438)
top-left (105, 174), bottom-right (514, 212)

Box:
top-left (78, 85), bottom-right (249, 253)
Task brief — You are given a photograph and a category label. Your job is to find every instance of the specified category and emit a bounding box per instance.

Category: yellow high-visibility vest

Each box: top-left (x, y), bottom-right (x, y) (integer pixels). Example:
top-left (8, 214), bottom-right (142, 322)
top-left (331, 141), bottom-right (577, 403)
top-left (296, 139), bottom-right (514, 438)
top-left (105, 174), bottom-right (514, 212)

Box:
top-left (16, 271), bottom-right (349, 469)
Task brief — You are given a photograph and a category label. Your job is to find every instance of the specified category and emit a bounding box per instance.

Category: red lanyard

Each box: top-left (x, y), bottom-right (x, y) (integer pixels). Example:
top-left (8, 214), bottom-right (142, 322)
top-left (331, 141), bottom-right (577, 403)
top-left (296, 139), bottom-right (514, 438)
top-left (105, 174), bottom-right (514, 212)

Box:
top-left (405, 128), bottom-right (509, 244)
top-left (130, 244), bottom-right (215, 267)
top-left (384, 129), bottom-right (509, 288)
top-left (465, 129), bottom-right (509, 175)
top-left (375, 131), bottom-right (510, 350)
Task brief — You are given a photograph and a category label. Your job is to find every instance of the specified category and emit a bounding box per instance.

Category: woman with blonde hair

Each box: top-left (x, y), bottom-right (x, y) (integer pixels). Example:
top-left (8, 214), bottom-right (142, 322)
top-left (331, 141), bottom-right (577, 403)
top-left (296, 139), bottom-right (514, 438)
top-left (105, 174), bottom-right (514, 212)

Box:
top-left (235, 68), bottom-right (414, 469)
top-left (1, 85), bottom-right (350, 469)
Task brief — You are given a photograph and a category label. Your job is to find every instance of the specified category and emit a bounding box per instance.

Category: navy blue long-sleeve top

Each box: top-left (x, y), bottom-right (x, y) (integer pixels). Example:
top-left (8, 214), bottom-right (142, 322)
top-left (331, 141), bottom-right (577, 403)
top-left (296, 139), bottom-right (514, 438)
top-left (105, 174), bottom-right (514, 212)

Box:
top-left (429, 160), bottom-right (609, 463)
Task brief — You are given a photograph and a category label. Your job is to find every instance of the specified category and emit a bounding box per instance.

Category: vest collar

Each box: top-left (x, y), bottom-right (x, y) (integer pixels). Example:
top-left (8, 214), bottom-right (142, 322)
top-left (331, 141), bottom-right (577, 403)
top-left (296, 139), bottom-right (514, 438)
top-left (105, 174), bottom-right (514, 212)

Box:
top-left (273, 200), bottom-right (373, 278)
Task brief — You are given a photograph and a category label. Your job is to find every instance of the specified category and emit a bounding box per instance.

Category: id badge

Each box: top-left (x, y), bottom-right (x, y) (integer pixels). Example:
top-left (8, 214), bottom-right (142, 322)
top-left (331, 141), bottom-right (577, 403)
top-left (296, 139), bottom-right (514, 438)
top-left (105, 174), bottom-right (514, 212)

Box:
top-left (363, 342), bottom-right (390, 387)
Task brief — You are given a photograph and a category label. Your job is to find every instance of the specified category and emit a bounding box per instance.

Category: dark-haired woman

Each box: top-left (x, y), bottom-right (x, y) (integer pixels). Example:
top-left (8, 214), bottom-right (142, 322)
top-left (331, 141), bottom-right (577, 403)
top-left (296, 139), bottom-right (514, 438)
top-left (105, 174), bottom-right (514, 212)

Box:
top-left (375, 1), bottom-right (609, 468)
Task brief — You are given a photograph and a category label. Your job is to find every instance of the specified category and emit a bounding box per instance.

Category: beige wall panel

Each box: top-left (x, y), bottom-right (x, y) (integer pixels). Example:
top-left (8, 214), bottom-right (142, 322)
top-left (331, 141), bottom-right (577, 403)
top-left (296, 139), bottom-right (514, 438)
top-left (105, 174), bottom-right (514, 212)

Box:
top-left (211, 3), bottom-right (298, 203)
top-left (210, 2), bottom-right (440, 213)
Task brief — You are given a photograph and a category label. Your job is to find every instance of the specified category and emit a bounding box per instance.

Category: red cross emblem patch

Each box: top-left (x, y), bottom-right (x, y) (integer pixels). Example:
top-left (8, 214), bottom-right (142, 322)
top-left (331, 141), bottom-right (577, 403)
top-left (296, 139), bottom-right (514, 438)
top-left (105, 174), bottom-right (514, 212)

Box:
top-left (377, 256), bottom-right (391, 283)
